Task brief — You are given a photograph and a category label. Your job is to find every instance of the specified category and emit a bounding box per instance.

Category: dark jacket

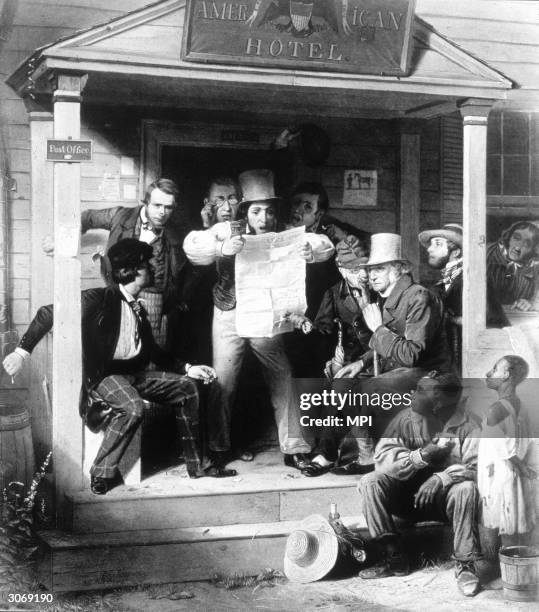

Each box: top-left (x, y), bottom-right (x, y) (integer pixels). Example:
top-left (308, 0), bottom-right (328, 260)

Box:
top-left (18, 286), bottom-right (183, 432)
top-left (81, 206), bottom-right (196, 315)
top-left (366, 274), bottom-right (452, 373)
top-left (314, 280), bottom-right (372, 363)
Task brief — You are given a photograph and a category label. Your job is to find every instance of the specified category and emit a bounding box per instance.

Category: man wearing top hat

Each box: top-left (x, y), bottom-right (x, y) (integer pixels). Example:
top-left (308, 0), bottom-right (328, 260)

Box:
top-left (302, 233), bottom-right (452, 477)
top-left (3, 239), bottom-right (233, 495)
top-left (183, 169), bottom-right (335, 470)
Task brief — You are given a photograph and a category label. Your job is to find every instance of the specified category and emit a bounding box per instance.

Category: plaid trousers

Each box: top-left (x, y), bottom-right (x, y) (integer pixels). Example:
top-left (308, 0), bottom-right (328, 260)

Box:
top-left (91, 371), bottom-right (201, 478)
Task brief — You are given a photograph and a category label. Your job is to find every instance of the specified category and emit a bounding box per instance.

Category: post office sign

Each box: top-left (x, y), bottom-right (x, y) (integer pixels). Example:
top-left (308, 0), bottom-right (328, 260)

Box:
top-left (183, 0), bottom-right (417, 76)
top-left (46, 139), bottom-right (92, 162)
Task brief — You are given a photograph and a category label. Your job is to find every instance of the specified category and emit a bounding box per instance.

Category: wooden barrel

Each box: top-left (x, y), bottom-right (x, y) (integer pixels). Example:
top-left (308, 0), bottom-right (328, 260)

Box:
top-left (499, 546), bottom-right (539, 602)
top-left (0, 404), bottom-right (35, 489)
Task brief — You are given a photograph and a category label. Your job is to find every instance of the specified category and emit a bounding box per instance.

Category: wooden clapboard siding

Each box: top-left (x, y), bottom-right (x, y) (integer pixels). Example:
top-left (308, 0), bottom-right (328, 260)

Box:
top-left (417, 0), bottom-right (539, 98)
top-left (0, 0), bottom-right (150, 455)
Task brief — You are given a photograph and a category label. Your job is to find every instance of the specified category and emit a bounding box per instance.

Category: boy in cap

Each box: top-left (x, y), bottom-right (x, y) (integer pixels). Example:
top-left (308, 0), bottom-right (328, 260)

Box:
top-left (183, 169), bottom-right (334, 469)
top-left (3, 239), bottom-right (233, 495)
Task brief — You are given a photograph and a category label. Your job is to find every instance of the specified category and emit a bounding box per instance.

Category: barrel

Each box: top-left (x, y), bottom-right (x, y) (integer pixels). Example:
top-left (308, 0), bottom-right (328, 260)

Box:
top-left (0, 404), bottom-right (35, 489)
top-left (499, 545), bottom-right (539, 602)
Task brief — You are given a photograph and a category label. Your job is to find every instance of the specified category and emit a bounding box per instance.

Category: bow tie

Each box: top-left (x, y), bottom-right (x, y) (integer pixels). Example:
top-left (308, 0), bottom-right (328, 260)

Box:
top-left (141, 221), bottom-right (162, 236)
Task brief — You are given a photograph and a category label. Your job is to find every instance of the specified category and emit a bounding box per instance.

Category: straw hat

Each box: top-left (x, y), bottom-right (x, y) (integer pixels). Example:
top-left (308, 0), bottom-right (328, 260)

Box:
top-left (237, 169), bottom-right (280, 216)
top-left (418, 223), bottom-right (463, 249)
top-left (284, 514), bottom-right (339, 583)
top-left (361, 233), bottom-right (408, 267)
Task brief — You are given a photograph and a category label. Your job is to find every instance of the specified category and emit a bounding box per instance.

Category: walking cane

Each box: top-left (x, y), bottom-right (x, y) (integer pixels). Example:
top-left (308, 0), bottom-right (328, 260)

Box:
top-left (373, 349), bottom-right (380, 376)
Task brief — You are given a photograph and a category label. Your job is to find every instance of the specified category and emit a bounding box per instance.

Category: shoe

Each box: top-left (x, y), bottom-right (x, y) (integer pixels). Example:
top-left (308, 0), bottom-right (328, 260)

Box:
top-left (90, 474), bottom-right (122, 495)
top-left (301, 461), bottom-right (333, 477)
top-left (359, 553), bottom-right (410, 579)
top-left (284, 453), bottom-right (311, 470)
top-left (204, 465), bottom-right (237, 478)
top-left (330, 462), bottom-right (374, 476)
top-left (455, 561), bottom-right (481, 597)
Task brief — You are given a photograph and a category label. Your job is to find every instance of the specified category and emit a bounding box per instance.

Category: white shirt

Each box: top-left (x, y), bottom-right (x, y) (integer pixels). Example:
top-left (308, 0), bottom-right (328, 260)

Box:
top-left (113, 285), bottom-right (143, 360)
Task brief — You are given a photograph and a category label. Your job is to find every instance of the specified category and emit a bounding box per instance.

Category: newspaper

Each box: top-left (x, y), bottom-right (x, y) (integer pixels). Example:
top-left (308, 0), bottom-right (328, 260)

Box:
top-left (235, 226), bottom-right (307, 337)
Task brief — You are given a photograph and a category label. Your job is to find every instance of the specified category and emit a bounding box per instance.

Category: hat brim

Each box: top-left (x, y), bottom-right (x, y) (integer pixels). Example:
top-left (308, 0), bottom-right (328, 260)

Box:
top-left (238, 196), bottom-right (281, 207)
top-left (418, 229), bottom-right (462, 249)
top-left (358, 258), bottom-right (410, 268)
top-left (284, 515), bottom-right (339, 584)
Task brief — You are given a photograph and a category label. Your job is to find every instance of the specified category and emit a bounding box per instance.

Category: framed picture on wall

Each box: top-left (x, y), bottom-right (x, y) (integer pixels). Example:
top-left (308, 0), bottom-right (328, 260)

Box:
top-left (341, 169), bottom-right (378, 208)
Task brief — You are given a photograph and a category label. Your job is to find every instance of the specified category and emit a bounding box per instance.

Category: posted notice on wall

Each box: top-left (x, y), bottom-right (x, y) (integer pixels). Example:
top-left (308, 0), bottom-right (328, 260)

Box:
top-left (235, 226), bottom-right (307, 338)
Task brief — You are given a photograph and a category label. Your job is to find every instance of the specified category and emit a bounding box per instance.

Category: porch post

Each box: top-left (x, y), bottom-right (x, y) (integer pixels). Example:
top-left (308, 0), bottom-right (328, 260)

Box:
top-left (399, 121), bottom-right (422, 278)
top-left (458, 99), bottom-right (494, 375)
top-left (51, 74), bottom-right (87, 506)
top-left (26, 99), bottom-right (54, 462)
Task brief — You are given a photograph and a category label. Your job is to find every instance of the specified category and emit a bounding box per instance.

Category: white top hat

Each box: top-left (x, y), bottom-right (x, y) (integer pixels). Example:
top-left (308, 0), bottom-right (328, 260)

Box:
top-left (238, 169), bottom-right (280, 206)
top-left (362, 233), bottom-right (408, 267)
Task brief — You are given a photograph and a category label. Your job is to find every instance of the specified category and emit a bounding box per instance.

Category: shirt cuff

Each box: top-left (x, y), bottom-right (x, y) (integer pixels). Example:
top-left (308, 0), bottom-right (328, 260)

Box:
top-left (410, 449), bottom-right (429, 469)
top-left (14, 347), bottom-right (30, 360)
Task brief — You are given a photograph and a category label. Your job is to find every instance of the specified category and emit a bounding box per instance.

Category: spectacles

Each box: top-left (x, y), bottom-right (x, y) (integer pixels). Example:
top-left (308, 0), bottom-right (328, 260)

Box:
top-left (211, 195), bottom-right (239, 207)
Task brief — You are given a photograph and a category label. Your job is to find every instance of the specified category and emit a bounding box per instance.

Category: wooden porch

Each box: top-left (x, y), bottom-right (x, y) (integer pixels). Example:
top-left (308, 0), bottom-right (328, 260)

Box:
top-left (6, 0), bottom-right (533, 593)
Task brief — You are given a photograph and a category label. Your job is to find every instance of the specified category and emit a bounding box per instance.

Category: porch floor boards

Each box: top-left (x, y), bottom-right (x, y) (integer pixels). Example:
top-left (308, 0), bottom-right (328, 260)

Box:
top-left (63, 449), bottom-right (363, 534)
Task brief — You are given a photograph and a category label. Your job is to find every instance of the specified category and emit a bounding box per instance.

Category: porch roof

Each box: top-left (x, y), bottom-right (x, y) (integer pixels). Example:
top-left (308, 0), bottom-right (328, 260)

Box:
top-left (7, 0), bottom-right (512, 119)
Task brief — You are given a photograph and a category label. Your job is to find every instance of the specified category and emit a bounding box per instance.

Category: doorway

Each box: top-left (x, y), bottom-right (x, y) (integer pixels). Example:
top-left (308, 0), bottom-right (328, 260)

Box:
top-left (161, 145), bottom-right (275, 227)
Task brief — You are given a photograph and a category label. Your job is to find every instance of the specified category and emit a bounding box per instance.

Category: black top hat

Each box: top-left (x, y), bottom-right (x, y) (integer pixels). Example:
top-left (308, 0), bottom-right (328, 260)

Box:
top-left (298, 123), bottom-right (331, 168)
top-left (107, 238), bottom-right (153, 271)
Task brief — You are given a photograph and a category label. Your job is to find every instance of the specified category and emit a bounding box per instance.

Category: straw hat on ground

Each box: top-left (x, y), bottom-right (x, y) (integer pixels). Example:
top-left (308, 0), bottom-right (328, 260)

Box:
top-left (418, 223), bottom-right (463, 249)
top-left (284, 514), bottom-right (340, 583)
top-left (361, 233), bottom-right (408, 267)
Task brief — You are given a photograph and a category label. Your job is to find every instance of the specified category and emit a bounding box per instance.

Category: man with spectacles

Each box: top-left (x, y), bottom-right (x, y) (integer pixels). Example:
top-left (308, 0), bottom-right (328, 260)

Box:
top-left (200, 177), bottom-right (241, 229)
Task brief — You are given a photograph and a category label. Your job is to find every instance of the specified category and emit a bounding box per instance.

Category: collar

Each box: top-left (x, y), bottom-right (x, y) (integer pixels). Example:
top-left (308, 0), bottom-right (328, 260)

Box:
top-left (140, 206), bottom-right (162, 234)
top-left (119, 284), bottom-right (136, 303)
top-left (381, 274), bottom-right (413, 311)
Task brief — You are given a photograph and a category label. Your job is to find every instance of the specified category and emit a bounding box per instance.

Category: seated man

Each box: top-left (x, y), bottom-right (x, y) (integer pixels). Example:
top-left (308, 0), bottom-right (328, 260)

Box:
top-left (183, 169), bottom-right (335, 469)
top-left (303, 233), bottom-right (452, 477)
top-left (3, 239), bottom-right (234, 495)
top-left (358, 372), bottom-right (482, 598)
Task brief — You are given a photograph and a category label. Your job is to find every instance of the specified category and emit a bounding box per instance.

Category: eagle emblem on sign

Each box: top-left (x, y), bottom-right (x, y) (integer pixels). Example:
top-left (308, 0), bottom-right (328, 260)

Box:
top-left (246, 0), bottom-right (352, 37)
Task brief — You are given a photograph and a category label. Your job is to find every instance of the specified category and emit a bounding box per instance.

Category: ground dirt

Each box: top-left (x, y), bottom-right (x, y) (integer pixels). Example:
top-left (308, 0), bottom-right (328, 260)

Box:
top-left (37, 565), bottom-right (537, 612)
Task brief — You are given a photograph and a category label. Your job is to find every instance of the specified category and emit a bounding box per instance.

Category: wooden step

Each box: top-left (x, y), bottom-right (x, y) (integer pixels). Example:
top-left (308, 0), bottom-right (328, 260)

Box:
top-left (65, 482), bottom-right (362, 533)
top-left (37, 518), bottom-right (452, 593)
top-left (64, 450), bottom-right (364, 533)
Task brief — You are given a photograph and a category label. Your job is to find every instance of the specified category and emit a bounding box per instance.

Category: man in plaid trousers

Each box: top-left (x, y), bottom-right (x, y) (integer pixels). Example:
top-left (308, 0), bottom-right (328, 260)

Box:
top-left (3, 239), bottom-right (234, 495)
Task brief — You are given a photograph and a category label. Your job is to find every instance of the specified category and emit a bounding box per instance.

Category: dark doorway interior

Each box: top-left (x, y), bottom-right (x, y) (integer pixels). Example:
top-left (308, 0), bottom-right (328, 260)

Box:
top-left (161, 145), bottom-right (272, 228)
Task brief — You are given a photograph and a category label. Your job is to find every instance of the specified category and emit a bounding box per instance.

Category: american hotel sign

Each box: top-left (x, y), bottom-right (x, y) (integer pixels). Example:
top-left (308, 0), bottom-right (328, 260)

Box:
top-left (182, 0), bottom-right (416, 75)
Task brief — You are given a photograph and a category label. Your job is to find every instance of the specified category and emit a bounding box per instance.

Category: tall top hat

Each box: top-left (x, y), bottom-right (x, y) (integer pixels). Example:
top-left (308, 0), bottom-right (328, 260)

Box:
top-left (418, 223), bottom-right (463, 249)
top-left (238, 169), bottom-right (281, 217)
top-left (284, 514), bottom-right (339, 583)
top-left (362, 233), bottom-right (408, 267)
